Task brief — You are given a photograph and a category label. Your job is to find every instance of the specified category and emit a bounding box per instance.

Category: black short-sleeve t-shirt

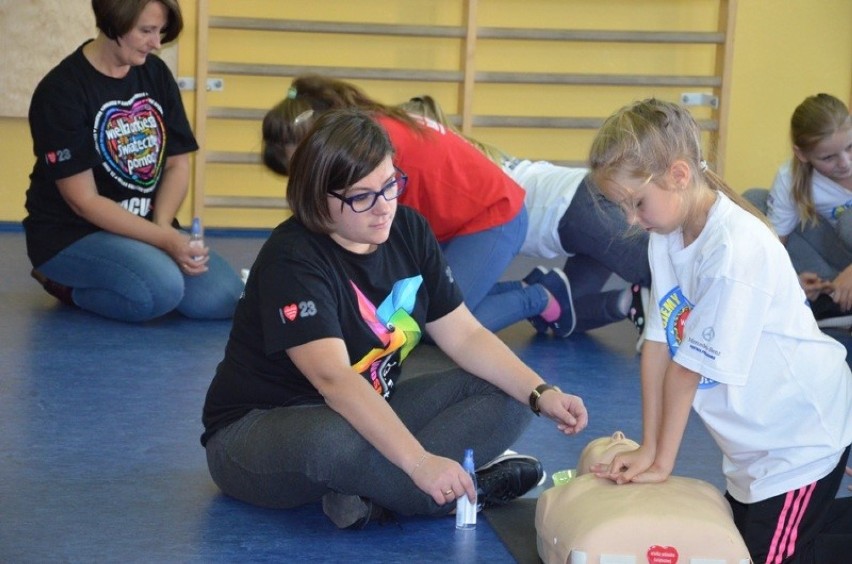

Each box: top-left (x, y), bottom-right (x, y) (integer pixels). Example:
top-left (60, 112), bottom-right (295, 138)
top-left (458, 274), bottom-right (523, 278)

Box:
top-left (201, 206), bottom-right (463, 445)
top-left (23, 41), bottom-right (198, 267)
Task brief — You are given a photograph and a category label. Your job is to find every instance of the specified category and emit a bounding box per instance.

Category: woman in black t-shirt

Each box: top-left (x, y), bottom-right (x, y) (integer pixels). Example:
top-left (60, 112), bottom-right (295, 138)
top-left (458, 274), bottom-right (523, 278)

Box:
top-left (201, 109), bottom-right (589, 529)
top-left (23, 0), bottom-right (242, 322)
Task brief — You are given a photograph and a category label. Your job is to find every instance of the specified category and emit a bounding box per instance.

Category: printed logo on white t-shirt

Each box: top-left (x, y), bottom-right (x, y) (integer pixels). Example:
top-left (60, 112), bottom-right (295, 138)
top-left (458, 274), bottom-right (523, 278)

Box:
top-left (660, 287), bottom-right (691, 356)
top-left (831, 200), bottom-right (852, 220)
top-left (658, 286), bottom-right (718, 389)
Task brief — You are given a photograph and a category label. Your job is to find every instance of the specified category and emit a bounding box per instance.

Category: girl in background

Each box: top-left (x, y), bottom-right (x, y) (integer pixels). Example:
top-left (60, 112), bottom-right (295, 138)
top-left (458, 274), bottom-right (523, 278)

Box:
top-left (745, 93), bottom-right (852, 329)
top-left (261, 75), bottom-right (575, 337)
top-left (589, 98), bottom-right (852, 562)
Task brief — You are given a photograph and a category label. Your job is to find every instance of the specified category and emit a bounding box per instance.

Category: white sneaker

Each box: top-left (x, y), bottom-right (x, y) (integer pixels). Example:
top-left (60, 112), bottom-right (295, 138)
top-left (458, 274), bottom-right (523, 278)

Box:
top-left (816, 313), bottom-right (852, 329)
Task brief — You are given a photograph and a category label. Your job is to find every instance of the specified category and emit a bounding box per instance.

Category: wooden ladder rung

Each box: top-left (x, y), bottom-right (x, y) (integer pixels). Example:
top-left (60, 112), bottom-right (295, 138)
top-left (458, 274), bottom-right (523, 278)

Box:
top-left (208, 107), bottom-right (266, 120)
top-left (207, 17), bottom-right (724, 44)
top-left (207, 62), bottom-right (722, 88)
top-left (209, 17), bottom-right (465, 38)
top-left (205, 195), bottom-right (290, 209)
top-left (477, 28), bottom-right (725, 44)
top-left (475, 72), bottom-right (722, 87)
top-left (208, 62), bottom-right (462, 82)
top-left (204, 111), bottom-right (717, 132)
top-left (207, 151), bottom-right (260, 164)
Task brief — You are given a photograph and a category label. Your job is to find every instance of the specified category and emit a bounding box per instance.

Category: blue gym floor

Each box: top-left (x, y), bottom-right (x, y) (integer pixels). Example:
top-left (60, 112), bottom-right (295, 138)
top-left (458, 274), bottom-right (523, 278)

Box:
top-left (1, 229), bottom-right (849, 563)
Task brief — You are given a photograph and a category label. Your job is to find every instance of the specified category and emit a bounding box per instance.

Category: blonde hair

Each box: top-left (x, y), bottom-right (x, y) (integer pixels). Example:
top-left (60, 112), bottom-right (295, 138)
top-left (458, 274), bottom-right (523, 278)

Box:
top-left (399, 95), bottom-right (510, 165)
top-left (789, 93), bottom-right (851, 226)
top-left (589, 98), bottom-right (770, 230)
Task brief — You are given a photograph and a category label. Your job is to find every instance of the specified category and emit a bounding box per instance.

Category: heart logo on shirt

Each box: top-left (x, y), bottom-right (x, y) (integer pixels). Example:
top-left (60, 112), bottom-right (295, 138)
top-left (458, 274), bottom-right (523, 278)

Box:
top-left (283, 304), bottom-right (298, 321)
top-left (46, 151), bottom-right (57, 164)
top-left (646, 545), bottom-right (678, 564)
top-left (95, 94), bottom-right (165, 192)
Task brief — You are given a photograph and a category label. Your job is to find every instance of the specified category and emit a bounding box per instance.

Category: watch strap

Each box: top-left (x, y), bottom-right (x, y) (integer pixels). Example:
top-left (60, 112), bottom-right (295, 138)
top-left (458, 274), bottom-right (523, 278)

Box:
top-left (529, 383), bottom-right (561, 415)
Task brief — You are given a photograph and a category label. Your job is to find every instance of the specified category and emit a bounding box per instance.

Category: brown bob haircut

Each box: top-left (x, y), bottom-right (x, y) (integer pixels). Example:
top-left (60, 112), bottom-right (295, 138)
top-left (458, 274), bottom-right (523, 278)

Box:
top-left (92, 0), bottom-right (184, 44)
top-left (287, 109), bottom-right (394, 234)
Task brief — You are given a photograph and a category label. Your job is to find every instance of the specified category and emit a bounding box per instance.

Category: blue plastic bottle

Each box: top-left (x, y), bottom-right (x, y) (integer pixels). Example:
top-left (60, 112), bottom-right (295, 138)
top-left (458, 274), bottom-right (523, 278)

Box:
top-left (455, 448), bottom-right (477, 530)
top-left (189, 217), bottom-right (204, 261)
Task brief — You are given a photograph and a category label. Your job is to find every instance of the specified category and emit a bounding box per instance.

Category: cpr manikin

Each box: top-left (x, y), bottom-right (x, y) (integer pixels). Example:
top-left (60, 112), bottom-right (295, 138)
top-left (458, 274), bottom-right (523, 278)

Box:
top-left (535, 432), bottom-right (751, 564)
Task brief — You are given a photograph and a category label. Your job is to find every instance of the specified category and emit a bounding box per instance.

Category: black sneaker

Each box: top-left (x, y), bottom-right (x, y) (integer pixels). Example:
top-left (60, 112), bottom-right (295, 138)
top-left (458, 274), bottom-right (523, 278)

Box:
top-left (475, 453), bottom-right (543, 508)
top-left (321, 492), bottom-right (393, 530)
top-left (811, 294), bottom-right (852, 329)
top-left (628, 284), bottom-right (650, 353)
top-left (523, 266), bottom-right (550, 334)
top-left (627, 284), bottom-right (646, 333)
top-left (31, 269), bottom-right (76, 307)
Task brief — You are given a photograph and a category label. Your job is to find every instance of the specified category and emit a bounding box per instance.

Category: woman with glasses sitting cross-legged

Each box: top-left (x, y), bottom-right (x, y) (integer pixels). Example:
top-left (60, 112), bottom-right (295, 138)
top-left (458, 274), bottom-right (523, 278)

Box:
top-left (201, 110), bottom-right (589, 530)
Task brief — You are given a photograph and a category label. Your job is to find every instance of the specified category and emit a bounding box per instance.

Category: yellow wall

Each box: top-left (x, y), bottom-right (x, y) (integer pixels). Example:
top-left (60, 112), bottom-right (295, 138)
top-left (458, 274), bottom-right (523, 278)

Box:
top-left (726, 1), bottom-right (852, 191)
top-left (1, 0), bottom-right (850, 227)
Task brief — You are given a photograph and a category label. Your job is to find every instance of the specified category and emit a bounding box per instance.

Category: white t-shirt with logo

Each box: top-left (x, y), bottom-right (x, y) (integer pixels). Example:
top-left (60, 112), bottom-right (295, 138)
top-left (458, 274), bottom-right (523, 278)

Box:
top-left (768, 160), bottom-right (852, 236)
top-left (645, 192), bottom-right (852, 503)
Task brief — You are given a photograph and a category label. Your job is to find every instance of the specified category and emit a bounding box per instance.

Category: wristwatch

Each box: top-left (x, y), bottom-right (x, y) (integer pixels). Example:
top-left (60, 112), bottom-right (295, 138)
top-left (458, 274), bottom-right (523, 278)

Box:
top-left (529, 383), bottom-right (561, 416)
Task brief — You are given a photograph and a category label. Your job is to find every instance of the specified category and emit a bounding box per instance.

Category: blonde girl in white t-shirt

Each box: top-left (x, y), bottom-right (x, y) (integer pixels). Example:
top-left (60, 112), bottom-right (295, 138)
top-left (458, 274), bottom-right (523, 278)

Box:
top-left (746, 93), bottom-right (852, 328)
top-left (588, 98), bottom-right (852, 563)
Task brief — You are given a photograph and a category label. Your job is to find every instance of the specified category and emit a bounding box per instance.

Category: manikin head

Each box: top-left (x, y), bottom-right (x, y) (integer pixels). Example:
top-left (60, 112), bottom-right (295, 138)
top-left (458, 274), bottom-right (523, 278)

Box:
top-left (576, 431), bottom-right (639, 476)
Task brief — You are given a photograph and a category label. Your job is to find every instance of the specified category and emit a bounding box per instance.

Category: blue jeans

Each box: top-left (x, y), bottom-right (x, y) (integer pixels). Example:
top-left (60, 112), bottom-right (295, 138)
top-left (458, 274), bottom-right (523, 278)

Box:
top-left (744, 188), bottom-right (852, 279)
top-left (204, 345), bottom-right (532, 516)
top-left (559, 177), bottom-right (651, 332)
top-left (441, 206), bottom-right (549, 332)
top-left (38, 231), bottom-right (243, 322)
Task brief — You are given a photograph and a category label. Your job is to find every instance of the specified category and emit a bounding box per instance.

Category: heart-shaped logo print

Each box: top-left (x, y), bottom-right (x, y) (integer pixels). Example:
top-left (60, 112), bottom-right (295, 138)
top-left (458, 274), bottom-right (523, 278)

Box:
top-left (283, 304), bottom-right (298, 321)
top-left (46, 151), bottom-right (57, 164)
top-left (95, 93), bottom-right (165, 192)
top-left (647, 545), bottom-right (678, 564)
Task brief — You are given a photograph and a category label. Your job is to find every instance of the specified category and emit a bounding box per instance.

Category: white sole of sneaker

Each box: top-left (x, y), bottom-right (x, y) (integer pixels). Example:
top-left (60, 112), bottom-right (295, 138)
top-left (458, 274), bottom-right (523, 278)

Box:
top-left (635, 286), bottom-right (650, 354)
top-left (817, 314), bottom-right (852, 328)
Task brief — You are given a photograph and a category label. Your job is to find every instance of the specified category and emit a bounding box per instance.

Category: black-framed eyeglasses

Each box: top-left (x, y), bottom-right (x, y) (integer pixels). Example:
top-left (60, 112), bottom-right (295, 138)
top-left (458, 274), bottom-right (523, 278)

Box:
top-left (328, 167), bottom-right (408, 213)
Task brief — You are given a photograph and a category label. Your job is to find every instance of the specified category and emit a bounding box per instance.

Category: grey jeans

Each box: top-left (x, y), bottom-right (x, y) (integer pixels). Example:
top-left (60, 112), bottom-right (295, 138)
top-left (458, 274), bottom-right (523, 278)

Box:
top-left (560, 176), bottom-right (652, 332)
top-left (744, 188), bottom-right (852, 280)
top-left (204, 345), bottom-right (532, 516)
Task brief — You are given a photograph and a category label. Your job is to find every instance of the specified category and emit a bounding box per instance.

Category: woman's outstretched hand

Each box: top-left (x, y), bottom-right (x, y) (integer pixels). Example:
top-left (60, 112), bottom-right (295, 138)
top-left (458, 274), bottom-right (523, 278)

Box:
top-left (538, 390), bottom-right (588, 435)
